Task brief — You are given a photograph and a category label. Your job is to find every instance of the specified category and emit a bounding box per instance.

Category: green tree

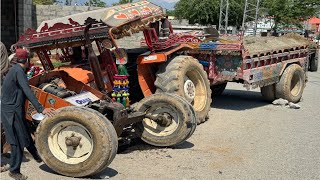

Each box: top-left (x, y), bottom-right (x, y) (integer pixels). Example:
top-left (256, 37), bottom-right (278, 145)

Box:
top-left (166, 10), bottom-right (175, 16)
top-left (65, 0), bottom-right (71, 5)
top-left (174, 0), bottom-right (244, 27)
top-left (113, 0), bottom-right (133, 6)
top-left (33, 0), bottom-right (58, 5)
top-left (261, 0), bottom-right (320, 29)
top-left (84, 0), bottom-right (106, 7)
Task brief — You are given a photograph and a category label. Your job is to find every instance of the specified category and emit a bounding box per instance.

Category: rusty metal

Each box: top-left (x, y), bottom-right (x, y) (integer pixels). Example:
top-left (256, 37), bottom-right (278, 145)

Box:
top-left (84, 24), bottom-right (106, 93)
top-left (113, 111), bottom-right (145, 136)
top-left (145, 113), bottom-right (172, 127)
top-left (65, 133), bottom-right (82, 150)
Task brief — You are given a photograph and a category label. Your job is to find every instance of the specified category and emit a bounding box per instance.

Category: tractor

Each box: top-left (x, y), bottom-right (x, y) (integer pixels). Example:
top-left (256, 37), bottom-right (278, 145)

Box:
top-left (10, 1), bottom-right (201, 177)
top-left (17, 1), bottom-right (212, 125)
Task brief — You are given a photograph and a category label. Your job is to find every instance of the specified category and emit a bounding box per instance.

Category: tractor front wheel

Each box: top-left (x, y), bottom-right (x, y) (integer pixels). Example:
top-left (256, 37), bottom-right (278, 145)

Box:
top-left (134, 93), bottom-right (197, 147)
top-left (35, 107), bottom-right (118, 177)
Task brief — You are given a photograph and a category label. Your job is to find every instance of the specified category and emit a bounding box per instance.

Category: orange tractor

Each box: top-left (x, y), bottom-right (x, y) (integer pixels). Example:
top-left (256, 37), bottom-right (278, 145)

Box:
top-left (12, 1), bottom-right (204, 177)
top-left (17, 1), bottom-right (212, 125)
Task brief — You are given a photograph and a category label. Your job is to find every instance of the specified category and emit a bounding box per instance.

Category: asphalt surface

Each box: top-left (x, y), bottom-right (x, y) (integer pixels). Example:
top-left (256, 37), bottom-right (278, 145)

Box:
top-left (1, 71), bottom-right (320, 180)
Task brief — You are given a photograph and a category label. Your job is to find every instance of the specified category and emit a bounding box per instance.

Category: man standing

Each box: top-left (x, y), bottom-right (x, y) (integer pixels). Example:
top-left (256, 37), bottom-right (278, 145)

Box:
top-left (1, 48), bottom-right (54, 180)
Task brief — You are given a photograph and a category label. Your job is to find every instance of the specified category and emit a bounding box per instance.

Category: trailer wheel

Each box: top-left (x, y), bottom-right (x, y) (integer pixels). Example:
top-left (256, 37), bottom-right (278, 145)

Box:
top-left (35, 107), bottom-right (118, 177)
top-left (134, 93), bottom-right (197, 147)
top-left (309, 50), bottom-right (319, 72)
top-left (155, 56), bottom-right (211, 124)
top-left (260, 84), bottom-right (276, 102)
top-left (211, 83), bottom-right (227, 96)
top-left (275, 64), bottom-right (305, 103)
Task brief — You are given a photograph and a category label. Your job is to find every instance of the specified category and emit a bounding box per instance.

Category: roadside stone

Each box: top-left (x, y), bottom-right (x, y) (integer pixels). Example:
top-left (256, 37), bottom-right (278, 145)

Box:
top-left (288, 102), bottom-right (301, 109)
top-left (272, 98), bottom-right (289, 106)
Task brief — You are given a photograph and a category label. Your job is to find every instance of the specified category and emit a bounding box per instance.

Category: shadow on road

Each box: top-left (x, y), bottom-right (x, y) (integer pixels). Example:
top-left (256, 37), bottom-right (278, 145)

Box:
top-left (90, 168), bottom-right (118, 179)
top-left (39, 164), bottom-right (119, 179)
top-left (119, 139), bottom-right (194, 154)
top-left (212, 89), bottom-right (270, 110)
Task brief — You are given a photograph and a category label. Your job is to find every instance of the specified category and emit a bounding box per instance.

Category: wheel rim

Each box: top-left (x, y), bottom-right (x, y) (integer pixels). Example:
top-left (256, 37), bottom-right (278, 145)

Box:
top-left (48, 121), bottom-right (94, 164)
top-left (184, 78), bottom-right (196, 102)
top-left (142, 103), bottom-right (179, 137)
top-left (290, 71), bottom-right (303, 97)
top-left (185, 69), bottom-right (207, 112)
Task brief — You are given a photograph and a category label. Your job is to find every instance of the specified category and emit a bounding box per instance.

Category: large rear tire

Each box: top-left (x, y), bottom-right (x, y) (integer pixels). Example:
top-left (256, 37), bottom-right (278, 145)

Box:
top-left (134, 93), bottom-right (197, 147)
top-left (155, 56), bottom-right (211, 124)
top-left (35, 107), bottom-right (118, 177)
top-left (260, 84), bottom-right (276, 102)
top-left (275, 64), bottom-right (305, 103)
top-left (309, 50), bottom-right (319, 72)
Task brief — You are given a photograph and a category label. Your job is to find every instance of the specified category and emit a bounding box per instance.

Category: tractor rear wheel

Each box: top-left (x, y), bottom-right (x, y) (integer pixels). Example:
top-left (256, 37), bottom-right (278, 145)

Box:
top-left (275, 64), bottom-right (305, 103)
top-left (155, 56), bottom-right (211, 124)
top-left (35, 107), bottom-right (118, 177)
top-left (134, 93), bottom-right (197, 147)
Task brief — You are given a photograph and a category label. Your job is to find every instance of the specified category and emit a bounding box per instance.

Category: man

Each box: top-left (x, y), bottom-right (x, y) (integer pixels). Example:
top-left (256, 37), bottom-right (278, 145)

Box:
top-left (1, 48), bottom-right (55, 180)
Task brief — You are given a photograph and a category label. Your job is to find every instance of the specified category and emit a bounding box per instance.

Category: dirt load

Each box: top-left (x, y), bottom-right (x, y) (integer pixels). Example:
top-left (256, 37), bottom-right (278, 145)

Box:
top-left (243, 33), bottom-right (312, 55)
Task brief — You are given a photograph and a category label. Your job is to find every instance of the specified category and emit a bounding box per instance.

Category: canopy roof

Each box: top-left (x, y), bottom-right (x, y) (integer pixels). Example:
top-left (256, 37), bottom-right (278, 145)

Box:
top-left (36, 0), bottom-right (164, 32)
top-left (309, 17), bottom-right (320, 24)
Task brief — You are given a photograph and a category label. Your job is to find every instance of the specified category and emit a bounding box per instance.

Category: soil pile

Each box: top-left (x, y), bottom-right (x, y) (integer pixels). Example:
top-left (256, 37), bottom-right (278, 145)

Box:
top-left (243, 33), bottom-right (311, 55)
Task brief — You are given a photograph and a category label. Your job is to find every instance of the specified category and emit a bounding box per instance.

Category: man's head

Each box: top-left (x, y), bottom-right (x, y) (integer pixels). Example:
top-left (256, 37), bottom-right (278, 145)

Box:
top-left (15, 48), bottom-right (30, 69)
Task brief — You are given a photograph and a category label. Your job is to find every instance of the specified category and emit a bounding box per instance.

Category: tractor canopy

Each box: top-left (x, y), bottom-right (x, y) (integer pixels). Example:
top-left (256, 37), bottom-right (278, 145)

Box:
top-left (16, 0), bottom-right (165, 49)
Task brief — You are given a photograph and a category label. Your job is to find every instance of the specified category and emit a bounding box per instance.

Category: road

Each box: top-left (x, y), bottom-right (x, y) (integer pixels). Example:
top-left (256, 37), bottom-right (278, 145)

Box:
top-left (1, 71), bottom-right (320, 180)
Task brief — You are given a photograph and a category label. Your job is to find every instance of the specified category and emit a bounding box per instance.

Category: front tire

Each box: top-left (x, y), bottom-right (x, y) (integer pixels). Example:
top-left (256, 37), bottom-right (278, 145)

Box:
top-left (275, 64), bottom-right (305, 103)
top-left (134, 93), bottom-right (197, 147)
top-left (35, 107), bottom-right (118, 177)
top-left (155, 56), bottom-right (211, 124)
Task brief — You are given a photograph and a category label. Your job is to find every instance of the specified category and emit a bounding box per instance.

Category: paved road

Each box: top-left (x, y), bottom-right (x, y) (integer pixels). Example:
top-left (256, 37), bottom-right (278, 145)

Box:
top-left (1, 71), bottom-right (320, 180)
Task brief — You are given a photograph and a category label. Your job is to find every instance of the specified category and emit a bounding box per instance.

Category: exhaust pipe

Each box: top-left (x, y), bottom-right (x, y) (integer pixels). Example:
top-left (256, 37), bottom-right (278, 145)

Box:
top-left (84, 24), bottom-right (106, 92)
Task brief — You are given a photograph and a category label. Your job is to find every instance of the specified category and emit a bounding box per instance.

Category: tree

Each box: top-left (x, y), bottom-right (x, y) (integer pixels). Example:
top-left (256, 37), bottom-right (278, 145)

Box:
top-left (166, 10), bottom-right (175, 16)
top-left (174, 0), bottom-right (244, 27)
top-left (113, 0), bottom-right (133, 6)
top-left (33, 0), bottom-right (58, 5)
top-left (261, 0), bottom-right (320, 30)
top-left (65, 0), bottom-right (71, 5)
top-left (84, 0), bottom-right (106, 7)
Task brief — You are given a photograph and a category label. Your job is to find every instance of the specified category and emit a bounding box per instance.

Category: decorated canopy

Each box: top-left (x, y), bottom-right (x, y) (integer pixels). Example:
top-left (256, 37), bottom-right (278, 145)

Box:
top-left (36, 1), bottom-right (164, 32)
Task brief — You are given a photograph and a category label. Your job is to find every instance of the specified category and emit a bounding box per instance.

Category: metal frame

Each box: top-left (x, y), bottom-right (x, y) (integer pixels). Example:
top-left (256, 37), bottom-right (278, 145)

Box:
top-left (242, 0), bottom-right (260, 36)
top-left (218, 0), bottom-right (229, 34)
